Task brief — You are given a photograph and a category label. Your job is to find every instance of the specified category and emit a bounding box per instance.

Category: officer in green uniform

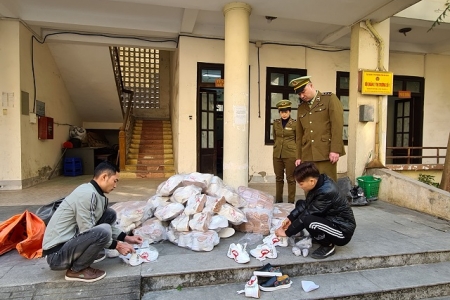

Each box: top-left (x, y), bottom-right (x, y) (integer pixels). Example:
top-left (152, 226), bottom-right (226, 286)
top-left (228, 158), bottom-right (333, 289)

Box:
top-left (273, 100), bottom-right (297, 203)
top-left (289, 76), bottom-right (345, 182)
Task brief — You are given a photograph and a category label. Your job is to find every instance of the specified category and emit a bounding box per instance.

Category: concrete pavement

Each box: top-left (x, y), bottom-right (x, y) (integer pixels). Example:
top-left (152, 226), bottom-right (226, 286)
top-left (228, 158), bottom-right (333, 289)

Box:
top-left (1, 175), bottom-right (450, 299)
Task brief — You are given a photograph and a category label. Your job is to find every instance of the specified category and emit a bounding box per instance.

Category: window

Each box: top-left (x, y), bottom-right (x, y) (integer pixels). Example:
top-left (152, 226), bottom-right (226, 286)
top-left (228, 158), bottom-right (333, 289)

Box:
top-left (336, 72), bottom-right (349, 145)
top-left (265, 67), bottom-right (307, 144)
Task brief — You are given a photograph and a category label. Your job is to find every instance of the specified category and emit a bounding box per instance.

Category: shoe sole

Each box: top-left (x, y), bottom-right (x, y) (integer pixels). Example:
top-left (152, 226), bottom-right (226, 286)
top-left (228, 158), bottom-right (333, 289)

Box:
top-left (253, 270), bottom-right (282, 277)
top-left (93, 254), bottom-right (106, 264)
top-left (65, 272), bottom-right (106, 283)
top-left (311, 249), bottom-right (335, 259)
top-left (259, 281), bottom-right (292, 292)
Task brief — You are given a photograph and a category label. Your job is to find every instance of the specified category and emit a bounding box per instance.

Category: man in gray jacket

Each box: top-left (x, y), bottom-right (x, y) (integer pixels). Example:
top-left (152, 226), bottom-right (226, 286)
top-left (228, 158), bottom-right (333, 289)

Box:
top-left (43, 161), bottom-right (143, 282)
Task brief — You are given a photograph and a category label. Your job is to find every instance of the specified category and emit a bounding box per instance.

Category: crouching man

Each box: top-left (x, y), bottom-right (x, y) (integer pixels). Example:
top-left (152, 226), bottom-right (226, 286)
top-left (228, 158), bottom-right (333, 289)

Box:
top-left (276, 162), bottom-right (356, 259)
top-left (42, 161), bottom-right (143, 282)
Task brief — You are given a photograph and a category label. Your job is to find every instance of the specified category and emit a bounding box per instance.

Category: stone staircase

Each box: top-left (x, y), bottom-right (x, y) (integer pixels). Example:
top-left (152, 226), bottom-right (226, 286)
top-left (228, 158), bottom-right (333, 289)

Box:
top-left (122, 119), bottom-right (175, 178)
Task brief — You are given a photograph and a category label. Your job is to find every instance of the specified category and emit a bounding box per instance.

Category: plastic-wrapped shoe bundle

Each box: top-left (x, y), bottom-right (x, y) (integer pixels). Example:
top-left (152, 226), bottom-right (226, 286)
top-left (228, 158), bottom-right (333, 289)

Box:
top-left (133, 217), bottom-right (168, 243)
top-left (177, 230), bottom-right (219, 252)
top-left (184, 194), bottom-right (206, 215)
top-left (154, 202), bottom-right (184, 221)
top-left (170, 185), bottom-right (202, 204)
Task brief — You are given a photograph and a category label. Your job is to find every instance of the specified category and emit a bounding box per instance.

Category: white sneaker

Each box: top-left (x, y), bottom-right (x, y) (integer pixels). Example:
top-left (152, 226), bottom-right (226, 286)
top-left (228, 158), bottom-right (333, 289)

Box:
top-left (245, 275), bottom-right (260, 298)
top-left (227, 243), bottom-right (250, 264)
top-left (105, 249), bottom-right (120, 258)
top-left (250, 244), bottom-right (277, 261)
top-left (263, 233), bottom-right (288, 247)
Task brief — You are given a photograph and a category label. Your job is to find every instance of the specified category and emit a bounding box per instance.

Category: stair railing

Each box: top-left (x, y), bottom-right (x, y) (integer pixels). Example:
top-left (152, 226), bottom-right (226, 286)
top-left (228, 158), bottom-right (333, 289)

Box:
top-left (110, 46), bottom-right (135, 170)
top-left (118, 91), bottom-right (135, 170)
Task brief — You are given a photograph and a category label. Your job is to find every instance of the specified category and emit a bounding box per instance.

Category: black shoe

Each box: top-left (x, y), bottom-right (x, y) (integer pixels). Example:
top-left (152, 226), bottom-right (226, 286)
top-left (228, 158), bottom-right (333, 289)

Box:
top-left (311, 244), bottom-right (335, 259)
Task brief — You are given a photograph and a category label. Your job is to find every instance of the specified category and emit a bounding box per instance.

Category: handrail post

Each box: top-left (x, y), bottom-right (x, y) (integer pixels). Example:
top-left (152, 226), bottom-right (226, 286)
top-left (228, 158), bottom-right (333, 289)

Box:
top-left (119, 126), bottom-right (126, 171)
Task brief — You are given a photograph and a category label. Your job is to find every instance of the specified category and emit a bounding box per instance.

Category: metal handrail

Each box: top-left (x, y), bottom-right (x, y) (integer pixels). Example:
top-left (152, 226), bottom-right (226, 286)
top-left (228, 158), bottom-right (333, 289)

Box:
top-left (386, 146), bottom-right (446, 165)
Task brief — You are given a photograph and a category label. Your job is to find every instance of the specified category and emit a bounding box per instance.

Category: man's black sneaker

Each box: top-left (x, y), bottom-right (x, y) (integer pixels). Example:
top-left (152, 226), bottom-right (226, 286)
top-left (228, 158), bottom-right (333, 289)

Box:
top-left (311, 244), bottom-right (335, 259)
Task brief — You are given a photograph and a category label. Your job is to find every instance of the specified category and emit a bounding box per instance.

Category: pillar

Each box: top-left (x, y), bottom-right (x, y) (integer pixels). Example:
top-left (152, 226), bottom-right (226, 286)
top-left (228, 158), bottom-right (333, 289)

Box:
top-left (347, 19), bottom-right (390, 181)
top-left (222, 2), bottom-right (252, 188)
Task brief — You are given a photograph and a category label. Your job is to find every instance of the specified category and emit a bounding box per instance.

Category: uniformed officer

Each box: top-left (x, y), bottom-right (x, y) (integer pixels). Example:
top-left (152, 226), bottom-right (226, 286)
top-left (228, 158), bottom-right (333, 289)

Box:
top-left (289, 76), bottom-right (345, 182)
top-left (273, 100), bottom-right (297, 203)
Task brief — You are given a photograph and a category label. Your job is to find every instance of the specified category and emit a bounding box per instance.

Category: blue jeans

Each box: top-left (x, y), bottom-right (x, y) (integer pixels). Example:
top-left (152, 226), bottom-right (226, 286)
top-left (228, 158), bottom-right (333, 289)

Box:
top-left (46, 208), bottom-right (116, 272)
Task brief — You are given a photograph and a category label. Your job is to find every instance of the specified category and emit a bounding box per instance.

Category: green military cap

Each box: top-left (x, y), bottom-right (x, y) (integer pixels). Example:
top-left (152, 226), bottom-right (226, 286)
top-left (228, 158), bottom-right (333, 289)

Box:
top-left (276, 100), bottom-right (292, 110)
top-left (289, 76), bottom-right (311, 93)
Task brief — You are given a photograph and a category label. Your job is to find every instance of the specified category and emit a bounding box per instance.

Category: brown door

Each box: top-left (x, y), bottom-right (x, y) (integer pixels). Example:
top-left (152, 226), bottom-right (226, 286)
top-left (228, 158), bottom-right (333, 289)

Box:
top-left (392, 95), bottom-right (423, 164)
top-left (198, 89), bottom-right (217, 174)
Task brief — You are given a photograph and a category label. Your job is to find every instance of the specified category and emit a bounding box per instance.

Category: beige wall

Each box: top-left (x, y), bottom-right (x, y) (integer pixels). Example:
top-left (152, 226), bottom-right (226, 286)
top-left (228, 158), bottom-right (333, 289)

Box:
top-left (177, 36), bottom-right (351, 181)
top-left (175, 35), bottom-right (450, 183)
top-left (0, 21), bottom-right (22, 189)
top-left (19, 23), bottom-right (81, 188)
top-left (170, 49), bottom-right (180, 173)
top-left (423, 54), bottom-right (450, 160)
top-left (177, 37), bottom-right (225, 173)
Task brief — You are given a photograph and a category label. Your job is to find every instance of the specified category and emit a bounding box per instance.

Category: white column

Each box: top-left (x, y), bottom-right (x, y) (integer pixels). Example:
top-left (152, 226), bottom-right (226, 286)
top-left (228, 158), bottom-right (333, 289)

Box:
top-left (222, 2), bottom-right (252, 188)
top-left (347, 20), bottom-right (390, 181)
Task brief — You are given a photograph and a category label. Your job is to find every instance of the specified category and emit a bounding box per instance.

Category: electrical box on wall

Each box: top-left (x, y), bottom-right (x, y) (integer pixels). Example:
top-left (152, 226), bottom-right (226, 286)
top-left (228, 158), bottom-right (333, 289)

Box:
top-left (38, 116), bottom-right (54, 139)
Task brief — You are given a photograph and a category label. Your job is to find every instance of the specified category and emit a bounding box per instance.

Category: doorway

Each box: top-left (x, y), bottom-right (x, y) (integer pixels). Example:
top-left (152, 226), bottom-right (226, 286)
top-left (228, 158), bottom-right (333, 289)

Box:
top-left (197, 63), bottom-right (224, 177)
top-left (386, 76), bottom-right (424, 164)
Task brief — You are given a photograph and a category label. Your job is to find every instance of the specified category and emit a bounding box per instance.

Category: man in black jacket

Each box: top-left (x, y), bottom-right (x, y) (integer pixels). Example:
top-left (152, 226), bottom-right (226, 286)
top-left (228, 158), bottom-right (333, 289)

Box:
top-left (275, 162), bottom-right (356, 259)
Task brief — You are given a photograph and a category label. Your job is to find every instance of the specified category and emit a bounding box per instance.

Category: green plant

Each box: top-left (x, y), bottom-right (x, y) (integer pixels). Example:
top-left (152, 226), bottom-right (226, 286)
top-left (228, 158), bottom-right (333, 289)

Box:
top-left (429, 0), bottom-right (450, 32)
top-left (418, 174), bottom-right (440, 188)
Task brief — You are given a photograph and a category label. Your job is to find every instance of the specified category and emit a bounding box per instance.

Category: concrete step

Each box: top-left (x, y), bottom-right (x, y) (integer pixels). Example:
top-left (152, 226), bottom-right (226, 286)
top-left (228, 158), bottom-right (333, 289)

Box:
top-left (128, 148), bottom-right (173, 155)
top-left (119, 170), bottom-right (175, 178)
top-left (142, 261), bottom-right (450, 300)
top-left (124, 164), bottom-right (175, 172)
top-left (127, 153), bottom-right (174, 160)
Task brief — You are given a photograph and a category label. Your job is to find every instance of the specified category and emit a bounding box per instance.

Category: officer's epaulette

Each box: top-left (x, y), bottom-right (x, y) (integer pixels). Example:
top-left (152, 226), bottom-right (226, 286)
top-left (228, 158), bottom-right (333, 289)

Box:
top-left (322, 92), bottom-right (332, 95)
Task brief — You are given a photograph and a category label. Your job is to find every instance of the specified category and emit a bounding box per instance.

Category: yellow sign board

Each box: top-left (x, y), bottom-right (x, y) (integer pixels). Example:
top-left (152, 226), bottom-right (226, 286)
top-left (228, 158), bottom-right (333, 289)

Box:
top-left (359, 70), bottom-right (393, 95)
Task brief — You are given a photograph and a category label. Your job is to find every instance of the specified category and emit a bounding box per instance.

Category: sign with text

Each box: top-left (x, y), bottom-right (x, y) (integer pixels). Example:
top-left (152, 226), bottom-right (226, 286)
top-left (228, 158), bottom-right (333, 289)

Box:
top-left (215, 79), bottom-right (224, 87)
top-left (359, 70), bottom-right (393, 95)
top-left (398, 90), bottom-right (411, 98)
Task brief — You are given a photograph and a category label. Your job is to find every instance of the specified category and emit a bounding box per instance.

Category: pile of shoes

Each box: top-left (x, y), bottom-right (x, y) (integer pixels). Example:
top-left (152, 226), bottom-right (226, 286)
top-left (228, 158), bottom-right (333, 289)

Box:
top-left (238, 263), bottom-right (292, 298)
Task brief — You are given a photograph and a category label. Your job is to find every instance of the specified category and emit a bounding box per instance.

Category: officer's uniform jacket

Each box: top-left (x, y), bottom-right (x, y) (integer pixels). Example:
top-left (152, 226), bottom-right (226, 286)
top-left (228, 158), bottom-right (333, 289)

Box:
top-left (296, 91), bottom-right (345, 162)
top-left (273, 118), bottom-right (297, 158)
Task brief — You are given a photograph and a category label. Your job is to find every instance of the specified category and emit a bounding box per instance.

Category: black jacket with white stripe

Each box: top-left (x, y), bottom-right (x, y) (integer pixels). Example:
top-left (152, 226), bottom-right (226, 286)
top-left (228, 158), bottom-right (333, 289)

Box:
top-left (286, 174), bottom-right (356, 237)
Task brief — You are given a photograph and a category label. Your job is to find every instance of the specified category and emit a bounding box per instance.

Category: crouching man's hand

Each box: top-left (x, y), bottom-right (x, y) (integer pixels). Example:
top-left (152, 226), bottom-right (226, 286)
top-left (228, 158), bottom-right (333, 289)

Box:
top-left (116, 241), bottom-right (135, 256)
top-left (125, 235), bottom-right (143, 246)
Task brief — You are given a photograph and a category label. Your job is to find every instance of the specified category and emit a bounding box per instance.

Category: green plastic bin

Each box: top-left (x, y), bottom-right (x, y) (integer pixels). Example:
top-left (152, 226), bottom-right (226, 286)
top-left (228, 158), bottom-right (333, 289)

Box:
top-left (356, 175), bottom-right (381, 201)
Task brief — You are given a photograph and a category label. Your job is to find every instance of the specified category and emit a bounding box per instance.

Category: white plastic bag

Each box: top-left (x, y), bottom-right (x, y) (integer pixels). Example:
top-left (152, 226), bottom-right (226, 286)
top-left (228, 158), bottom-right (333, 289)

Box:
top-left (154, 202), bottom-right (184, 221)
top-left (133, 218), bottom-right (167, 243)
top-left (217, 203), bottom-right (247, 225)
top-left (170, 185), bottom-right (202, 204)
top-left (170, 213), bottom-right (191, 232)
top-left (189, 212), bottom-right (212, 232)
top-left (182, 172), bottom-right (214, 192)
top-left (184, 194), bottom-right (206, 215)
top-left (156, 174), bottom-right (186, 196)
top-left (177, 230), bottom-right (220, 252)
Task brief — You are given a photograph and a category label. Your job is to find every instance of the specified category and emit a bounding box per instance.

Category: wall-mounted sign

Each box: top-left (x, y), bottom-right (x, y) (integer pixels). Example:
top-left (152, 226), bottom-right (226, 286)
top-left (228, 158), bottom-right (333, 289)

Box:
top-left (398, 90), bottom-right (411, 99)
top-left (215, 78), bottom-right (224, 87)
top-left (358, 70), bottom-right (393, 95)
